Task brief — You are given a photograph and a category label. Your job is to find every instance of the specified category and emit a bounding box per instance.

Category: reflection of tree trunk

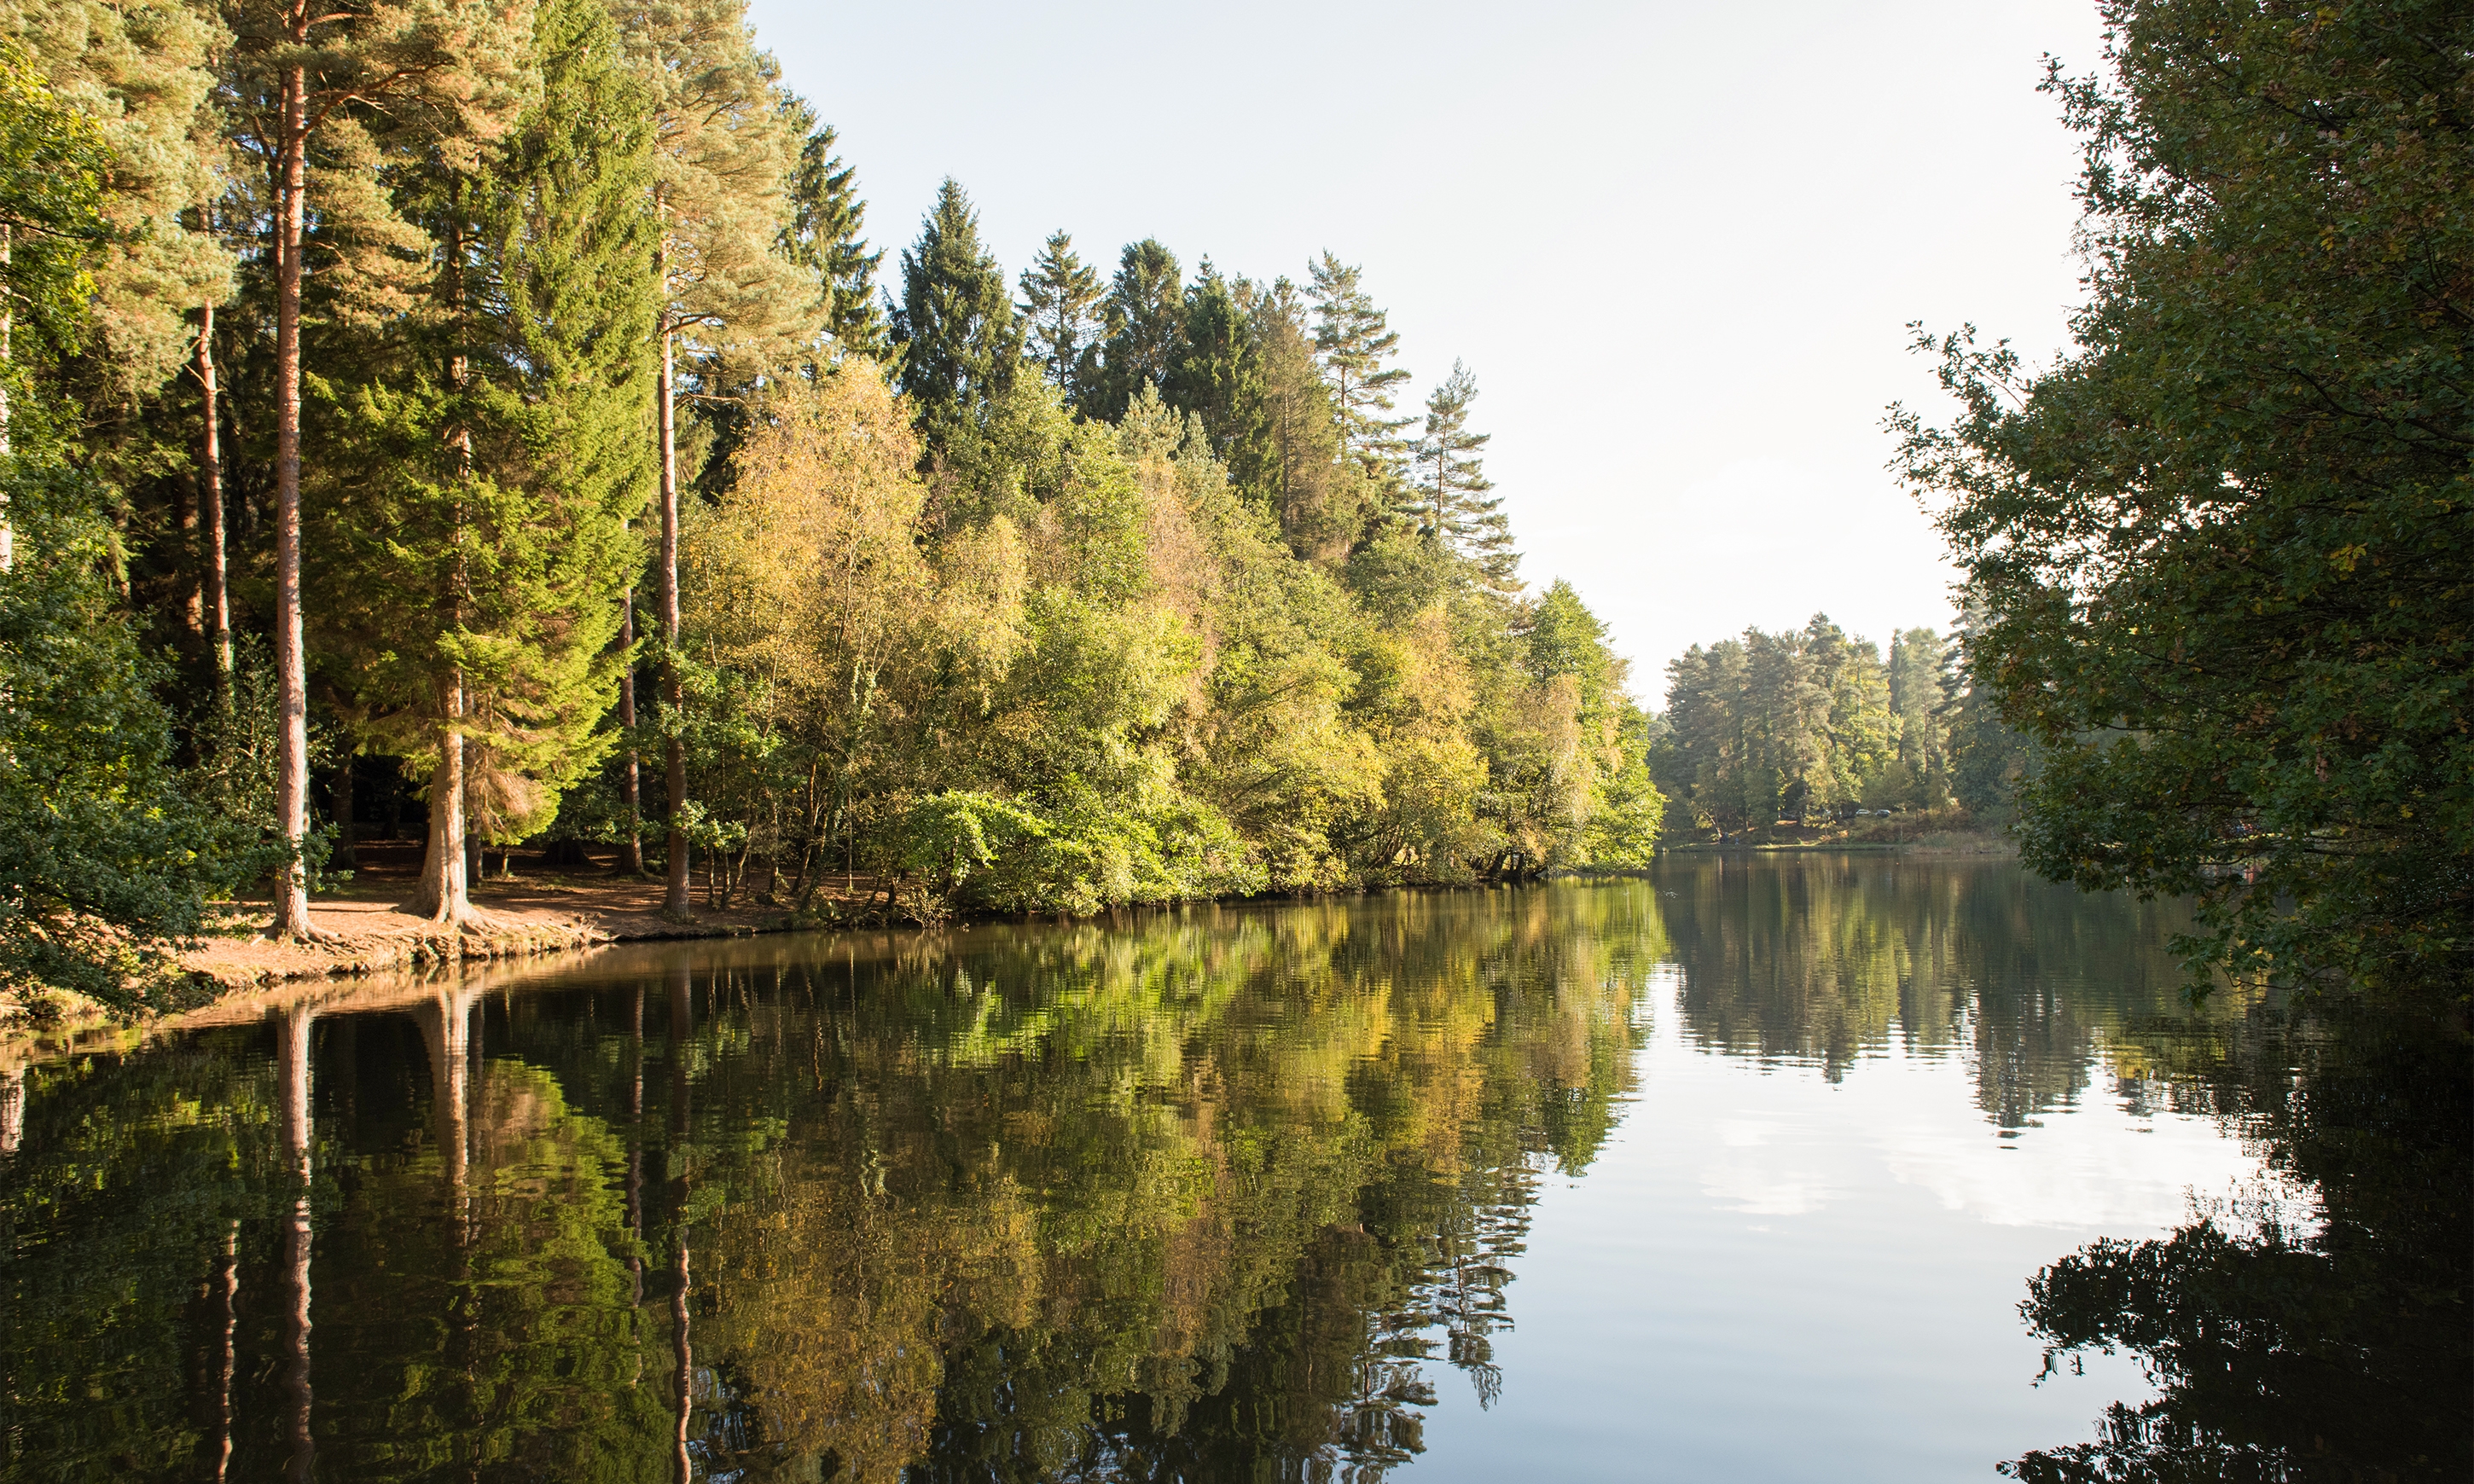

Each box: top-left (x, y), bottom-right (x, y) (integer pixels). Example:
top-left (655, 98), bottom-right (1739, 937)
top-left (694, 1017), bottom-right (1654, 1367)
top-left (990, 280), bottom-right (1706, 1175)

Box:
top-left (418, 988), bottom-right (478, 1222)
top-left (277, 1006), bottom-right (315, 1482)
top-left (667, 960), bottom-right (693, 1481)
top-left (212, 1220), bottom-right (237, 1484)
top-left (628, 984), bottom-right (644, 1307)
top-left (671, 1238), bottom-right (693, 1484)
top-left (0, 1065), bottom-right (21, 1157)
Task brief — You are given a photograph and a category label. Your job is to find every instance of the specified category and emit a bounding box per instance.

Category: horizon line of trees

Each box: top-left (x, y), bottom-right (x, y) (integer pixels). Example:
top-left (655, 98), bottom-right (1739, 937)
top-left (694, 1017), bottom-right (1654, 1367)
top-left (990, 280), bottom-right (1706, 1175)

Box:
top-left (0, 0), bottom-right (1664, 1006)
top-left (1650, 613), bottom-right (2027, 839)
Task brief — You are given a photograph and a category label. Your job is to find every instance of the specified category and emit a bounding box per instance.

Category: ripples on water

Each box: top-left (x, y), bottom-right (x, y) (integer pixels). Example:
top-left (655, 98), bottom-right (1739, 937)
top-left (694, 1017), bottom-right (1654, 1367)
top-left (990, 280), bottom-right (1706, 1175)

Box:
top-left (0, 857), bottom-right (2463, 1481)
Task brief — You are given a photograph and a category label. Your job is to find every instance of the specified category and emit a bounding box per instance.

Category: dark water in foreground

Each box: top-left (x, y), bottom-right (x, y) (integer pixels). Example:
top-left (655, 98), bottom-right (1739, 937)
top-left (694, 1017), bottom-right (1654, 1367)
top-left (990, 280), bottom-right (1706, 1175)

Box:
top-left (1, 858), bottom-right (2465, 1481)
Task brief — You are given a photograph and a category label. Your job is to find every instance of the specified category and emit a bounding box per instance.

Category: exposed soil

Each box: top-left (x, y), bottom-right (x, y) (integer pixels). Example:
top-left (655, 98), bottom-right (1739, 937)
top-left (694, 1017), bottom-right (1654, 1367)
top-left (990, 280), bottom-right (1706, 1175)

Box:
top-left (181, 838), bottom-right (844, 991)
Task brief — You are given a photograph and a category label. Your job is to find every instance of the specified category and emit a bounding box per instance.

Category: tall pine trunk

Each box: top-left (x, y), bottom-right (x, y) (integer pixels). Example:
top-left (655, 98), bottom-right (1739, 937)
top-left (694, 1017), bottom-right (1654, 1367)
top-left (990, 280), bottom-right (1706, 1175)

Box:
top-left (270, 58), bottom-right (318, 939)
top-left (197, 302), bottom-right (231, 690)
top-left (619, 588), bottom-right (643, 872)
top-left (655, 292), bottom-right (689, 918)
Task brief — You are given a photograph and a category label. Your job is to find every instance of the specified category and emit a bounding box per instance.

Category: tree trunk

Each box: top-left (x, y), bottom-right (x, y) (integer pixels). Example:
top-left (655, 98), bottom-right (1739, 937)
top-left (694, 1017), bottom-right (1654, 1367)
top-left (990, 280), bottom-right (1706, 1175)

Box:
top-left (269, 60), bottom-right (317, 939)
top-left (619, 588), bottom-right (643, 873)
top-left (332, 756), bottom-right (356, 871)
top-left (410, 671), bottom-right (472, 922)
top-left (198, 301), bottom-right (231, 691)
top-left (2, 223), bottom-right (13, 571)
top-left (656, 308), bottom-right (690, 919)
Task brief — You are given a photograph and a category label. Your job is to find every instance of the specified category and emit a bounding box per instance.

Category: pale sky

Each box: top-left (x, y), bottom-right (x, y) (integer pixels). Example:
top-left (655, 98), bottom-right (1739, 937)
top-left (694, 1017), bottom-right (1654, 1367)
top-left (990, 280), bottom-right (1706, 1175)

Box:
top-left (747, 0), bottom-right (2108, 695)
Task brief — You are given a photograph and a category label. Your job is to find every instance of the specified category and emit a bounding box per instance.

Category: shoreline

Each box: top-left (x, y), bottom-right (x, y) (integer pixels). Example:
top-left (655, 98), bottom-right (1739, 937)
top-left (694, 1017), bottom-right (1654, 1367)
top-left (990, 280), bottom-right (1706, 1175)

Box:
top-left (2, 835), bottom-right (2018, 1059)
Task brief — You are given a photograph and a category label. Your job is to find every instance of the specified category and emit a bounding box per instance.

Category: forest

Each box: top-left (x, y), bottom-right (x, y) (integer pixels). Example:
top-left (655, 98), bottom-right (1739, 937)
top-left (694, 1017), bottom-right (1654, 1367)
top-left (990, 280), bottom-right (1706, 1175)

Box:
top-left (3, 0), bottom-right (2462, 1012)
top-left (0, 0), bottom-right (1679, 1005)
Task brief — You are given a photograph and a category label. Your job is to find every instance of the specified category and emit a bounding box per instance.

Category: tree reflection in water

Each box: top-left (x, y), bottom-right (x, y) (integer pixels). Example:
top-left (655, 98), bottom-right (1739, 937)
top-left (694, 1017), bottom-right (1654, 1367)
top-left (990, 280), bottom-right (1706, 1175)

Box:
top-left (0, 870), bottom-right (2460, 1481)
top-left (0, 887), bottom-right (1664, 1481)
top-left (2005, 999), bottom-right (2471, 1483)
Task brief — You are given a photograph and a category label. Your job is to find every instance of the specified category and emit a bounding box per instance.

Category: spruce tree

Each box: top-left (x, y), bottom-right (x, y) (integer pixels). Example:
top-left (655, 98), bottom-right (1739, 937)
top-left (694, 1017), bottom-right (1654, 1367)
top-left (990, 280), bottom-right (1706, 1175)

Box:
top-left (1095, 236), bottom-right (1180, 419)
top-left (779, 105), bottom-right (885, 358)
top-left (1165, 261), bottom-right (1264, 471)
top-left (891, 177), bottom-right (1019, 455)
top-left (224, 0), bottom-right (531, 938)
top-left (1306, 252), bottom-right (1411, 479)
top-left (1018, 229), bottom-right (1100, 405)
top-left (1417, 360), bottom-right (1516, 590)
top-left (319, 0), bottom-right (657, 924)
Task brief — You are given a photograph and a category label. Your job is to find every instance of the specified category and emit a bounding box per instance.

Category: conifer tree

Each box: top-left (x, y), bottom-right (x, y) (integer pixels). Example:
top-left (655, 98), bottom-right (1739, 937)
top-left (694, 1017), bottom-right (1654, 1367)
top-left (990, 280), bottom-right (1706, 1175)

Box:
top-left (11, 0), bottom-right (231, 402)
top-left (628, 0), bottom-right (813, 918)
top-left (0, 38), bottom-right (110, 565)
top-left (1018, 228), bottom-right (1099, 405)
top-left (1245, 275), bottom-right (1349, 558)
top-left (1094, 236), bottom-right (1180, 419)
top-left (1417, 360), bottom-right (1515, 589)
top-left (778, 105), bottom-right (883, 357)
top-left (311, 0), bottom-right (653, 924)
top-left (1165, 262), bottom-right (1264, 470)
top-left (1306, 252), bottom-right (1411, 478)
top-left (224, 0), bottom-right (531, 938)
top-left (891, 177), bottom-right (1019, 454)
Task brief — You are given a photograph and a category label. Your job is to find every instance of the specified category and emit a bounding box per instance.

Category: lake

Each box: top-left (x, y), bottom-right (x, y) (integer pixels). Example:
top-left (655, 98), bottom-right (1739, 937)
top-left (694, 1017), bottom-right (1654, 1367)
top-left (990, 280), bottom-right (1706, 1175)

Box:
top-left (3, 856), bottom-right (2465, 1481)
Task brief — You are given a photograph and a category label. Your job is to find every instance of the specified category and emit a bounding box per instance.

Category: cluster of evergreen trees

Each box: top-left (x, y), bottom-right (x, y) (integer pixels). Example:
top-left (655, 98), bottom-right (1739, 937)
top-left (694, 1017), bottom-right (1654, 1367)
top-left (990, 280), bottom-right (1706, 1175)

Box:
top-left (0, 0), bottom-right (1659, 996)
top-left (1648, 616), bottom-right (2024, 838)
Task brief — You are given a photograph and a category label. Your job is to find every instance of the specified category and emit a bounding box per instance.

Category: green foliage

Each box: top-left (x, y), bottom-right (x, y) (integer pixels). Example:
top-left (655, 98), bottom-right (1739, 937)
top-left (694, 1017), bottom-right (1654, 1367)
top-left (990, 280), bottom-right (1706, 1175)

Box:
top-left (1094, 236), bottom-right (1182, 420)
top-left (780, 108), bottom-right (887, 358)
top-left (1657, 615), bottom-right (1926, 836)
top-left (0, 39), bottom-right (108, 360)
top-left (1894, 0), bottom-right (2474, 989)
top-left (1019, 228), bottom-right (1101, 405)
top-left (0, 466), bottom-right (257, 1006)
top-left (893, 177), bottom-right (1020, 456)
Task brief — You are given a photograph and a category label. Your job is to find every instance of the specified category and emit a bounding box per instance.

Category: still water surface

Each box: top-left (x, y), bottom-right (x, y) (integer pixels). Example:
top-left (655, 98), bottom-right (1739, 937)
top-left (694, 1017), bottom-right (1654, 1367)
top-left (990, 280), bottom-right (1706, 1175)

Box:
top-left (2, 857), bottom-right (2461, 1481)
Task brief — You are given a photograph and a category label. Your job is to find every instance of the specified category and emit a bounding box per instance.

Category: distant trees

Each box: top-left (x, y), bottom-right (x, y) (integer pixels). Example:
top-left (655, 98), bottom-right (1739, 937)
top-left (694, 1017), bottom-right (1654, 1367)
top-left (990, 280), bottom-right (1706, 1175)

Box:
top-left (1655, 616), bottom-right (1983, 838)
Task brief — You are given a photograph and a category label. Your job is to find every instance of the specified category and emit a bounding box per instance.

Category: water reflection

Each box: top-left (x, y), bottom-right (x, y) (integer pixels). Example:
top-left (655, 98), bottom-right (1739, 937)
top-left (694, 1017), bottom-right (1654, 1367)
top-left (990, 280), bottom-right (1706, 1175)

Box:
top-left (0, 866), bottom-right (2461, 1481)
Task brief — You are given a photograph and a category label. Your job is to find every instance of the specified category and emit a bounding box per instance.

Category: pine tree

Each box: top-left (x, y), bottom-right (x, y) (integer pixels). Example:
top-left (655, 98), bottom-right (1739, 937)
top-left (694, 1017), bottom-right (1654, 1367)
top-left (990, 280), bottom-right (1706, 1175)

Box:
top-left (778, 104), bottom-right (885, 358)
top-left (1164, 261), bottom-right (1263, 467)
top-left (1095, 236), bottom-right (1180, 420)
top-left (1243, 275), bottom-right (1350, 558)
top-left (11, 0), bottom-right (231, 401)
top-left (317, 0), bottom-right (657, 924)
top-left (891, 177), bottom-right (1019, 454)
top-left (1018, 229), bottom-right (1099, 405)
top-left (628, 0), bottom-right (814, 917)
top-left (1416, 360), bottom-right (1516, 589)
top-left (224, 0), bottom-right (531, 938)
top-left (1306, 252), bottom-right (1411, 479)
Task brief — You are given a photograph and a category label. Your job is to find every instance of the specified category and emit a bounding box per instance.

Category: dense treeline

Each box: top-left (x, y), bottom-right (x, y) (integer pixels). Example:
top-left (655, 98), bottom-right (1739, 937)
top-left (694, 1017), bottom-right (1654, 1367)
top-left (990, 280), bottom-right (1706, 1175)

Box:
top-left (1649, 614), bottom-right (2025, 839)
top-left (0, 0), bottom-right (1659, 1000)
